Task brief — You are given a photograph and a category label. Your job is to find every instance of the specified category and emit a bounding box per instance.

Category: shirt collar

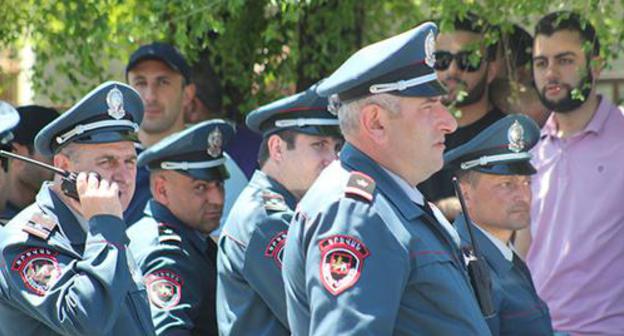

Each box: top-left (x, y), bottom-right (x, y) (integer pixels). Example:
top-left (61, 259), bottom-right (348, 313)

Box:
top-left (381, 167), bottom-right (425, 205)
top-left (474, 224), bottom-right (513, 262)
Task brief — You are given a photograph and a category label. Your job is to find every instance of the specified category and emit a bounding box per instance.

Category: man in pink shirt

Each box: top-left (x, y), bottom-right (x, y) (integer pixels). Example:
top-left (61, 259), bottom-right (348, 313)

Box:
top-left (517, 11), bottom-right (624, 335)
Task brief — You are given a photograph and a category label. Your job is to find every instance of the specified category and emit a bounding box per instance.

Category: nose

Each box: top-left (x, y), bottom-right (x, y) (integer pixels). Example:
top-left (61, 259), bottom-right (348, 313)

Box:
top-left (321, 143), bottom-right (340, 167)
top-left (434, 101), bottom-right (457, 134)
top-left (205, 184), bottom-right (225, 206)
top-left (141, 83), bottom-right (157, 104)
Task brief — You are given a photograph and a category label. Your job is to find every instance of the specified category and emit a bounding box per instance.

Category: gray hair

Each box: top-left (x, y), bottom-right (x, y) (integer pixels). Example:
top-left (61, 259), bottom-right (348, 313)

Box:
top-left (337, 93), bottom-right (401, 136)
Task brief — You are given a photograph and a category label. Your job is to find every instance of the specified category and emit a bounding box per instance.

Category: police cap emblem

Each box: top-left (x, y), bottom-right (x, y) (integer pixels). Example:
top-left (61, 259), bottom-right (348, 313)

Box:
top-left (206, 127), bottom-right (223, 158)
top-left (507, 120), bottom-right (525, 153)
top-left (106, 86), bottom-right (126, 120)
top-left (424, 30), bottom-right (436, 68)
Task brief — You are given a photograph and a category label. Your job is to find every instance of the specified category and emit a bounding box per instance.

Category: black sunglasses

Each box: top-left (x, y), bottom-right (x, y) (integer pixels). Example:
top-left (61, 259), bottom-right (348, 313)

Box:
top-left (433, 51), bottom-right (483, 72)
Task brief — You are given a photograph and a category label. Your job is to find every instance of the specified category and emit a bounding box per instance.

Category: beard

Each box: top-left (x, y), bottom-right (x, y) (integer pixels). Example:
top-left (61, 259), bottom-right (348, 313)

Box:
top-left (441, 73), bottom-right (488, 108)
top-left (536, 68), bottom-right (594, 113)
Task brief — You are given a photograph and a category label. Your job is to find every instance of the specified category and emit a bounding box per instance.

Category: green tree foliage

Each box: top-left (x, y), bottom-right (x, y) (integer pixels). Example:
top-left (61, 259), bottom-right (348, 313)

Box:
top-left (1, 0), bottom-right (622, 118)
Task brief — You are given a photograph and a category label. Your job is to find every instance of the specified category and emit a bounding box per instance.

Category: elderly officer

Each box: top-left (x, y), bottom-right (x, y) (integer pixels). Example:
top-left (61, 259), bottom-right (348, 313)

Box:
top-left (281, 22), bottom-right (492, 335)
top-left (0, 101), bottom-right (20, 224)
top-left (445, 114), bottom-right (553, 335)
top-left (216, 83), bottom-right (342, 335)
top-left (0, 81), bottom-right (155, 335)
top-left (127, 120), bottom-right (233, 335)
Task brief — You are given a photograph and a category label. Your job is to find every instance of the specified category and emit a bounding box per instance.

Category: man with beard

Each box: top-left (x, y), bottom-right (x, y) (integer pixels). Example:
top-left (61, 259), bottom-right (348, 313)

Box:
top-left (1, 105), bottom-right (59, 220)
top-left (418, 14), bottom-right (505, 220)
top-left (128, 120), bottom-right (234, 335)
top-left (515, 12), bottom-right (624, 335)
top-left (445, 114), bottom-right (553, 335)
top-left (126, 42), bottom-right (247, 227)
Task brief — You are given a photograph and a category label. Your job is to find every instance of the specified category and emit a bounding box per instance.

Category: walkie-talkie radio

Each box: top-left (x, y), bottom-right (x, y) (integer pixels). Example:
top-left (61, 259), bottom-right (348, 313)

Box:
top-left (452, 177), bottom-right (496, 318)
top-left (0, 150), bottom-right (100, 201)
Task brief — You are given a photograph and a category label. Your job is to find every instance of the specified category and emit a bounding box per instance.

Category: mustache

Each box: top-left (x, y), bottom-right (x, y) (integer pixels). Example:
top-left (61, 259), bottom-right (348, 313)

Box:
top-left (442, 76), bottom-right (468, 87)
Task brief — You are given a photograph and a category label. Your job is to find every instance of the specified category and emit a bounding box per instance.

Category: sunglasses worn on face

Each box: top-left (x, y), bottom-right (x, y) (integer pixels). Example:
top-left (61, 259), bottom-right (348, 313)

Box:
top-left (433, 51), bottom-right (483, 72)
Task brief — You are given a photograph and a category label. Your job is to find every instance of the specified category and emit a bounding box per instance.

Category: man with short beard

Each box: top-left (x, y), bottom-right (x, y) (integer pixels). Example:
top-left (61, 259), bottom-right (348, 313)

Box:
top-left (516, 11), bottom-right (624, 335)
top-left (1, 105), bottom-right (58, 220)
top-left (418, 14), bottom-right (505, 220)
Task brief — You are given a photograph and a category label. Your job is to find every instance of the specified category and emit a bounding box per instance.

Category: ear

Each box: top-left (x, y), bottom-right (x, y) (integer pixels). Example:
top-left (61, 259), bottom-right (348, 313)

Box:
top-left (53, 153), bottom-right (71, 172)
top-left (486, 60), bottom-right (498, 84)
top-left (10, 143), bottom-right (29, 170)
top-left (151, 173), bottom-right (170, 206)
top-left (182, 83), bottom-right (197, 109)
top-left (458, 178), bottom-right (474, 206)
top-left (184, 97), bottom-right (201, 124)
top-left (266, 134), bottom-right (285, 162)
top-left (589, 55), bottom-right (604, 80)
top-left (360, 103), bottom-right (388, 145)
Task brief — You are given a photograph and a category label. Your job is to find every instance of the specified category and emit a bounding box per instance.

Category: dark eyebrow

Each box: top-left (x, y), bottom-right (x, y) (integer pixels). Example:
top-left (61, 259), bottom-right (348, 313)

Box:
top-left (533, 51), bottom-right (577, 62)
top-left (554, 52), bottom-right (577, 59)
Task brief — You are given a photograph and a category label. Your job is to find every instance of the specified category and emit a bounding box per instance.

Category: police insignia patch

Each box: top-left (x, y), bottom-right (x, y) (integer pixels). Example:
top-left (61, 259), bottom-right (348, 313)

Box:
top-left (145, 270), bottom-right (183, 309)
top-left (11, 248), bottom-right (61, 296)
top-left (319, 235), bottom-right (370, 295)
top-left (262, 191), bottom-right (289, 212)
top-left (345, 171), bottom-right (375, 202)
top-left (265, 230), bottom-right (288, 269)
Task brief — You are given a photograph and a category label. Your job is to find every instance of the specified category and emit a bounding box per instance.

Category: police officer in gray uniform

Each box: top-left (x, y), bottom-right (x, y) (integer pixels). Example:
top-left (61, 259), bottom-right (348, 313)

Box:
top-left (445, 114), bottom-right (553, 335)
top-left (0, 81), bottom-right (155, 335)
top-left (216, 83), bottom-right (342, 335)
top-left (128, 120), bottom-right (234, 335)
top-left (0, 101), bottom-right (20, 225)
top-left (281, 22), bottom-right (492, 335)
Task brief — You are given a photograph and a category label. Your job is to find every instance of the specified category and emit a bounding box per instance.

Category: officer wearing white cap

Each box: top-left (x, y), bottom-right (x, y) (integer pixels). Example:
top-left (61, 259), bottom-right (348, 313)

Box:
top-left (281, 22), bottom-right (492, 335)
top-left (445, 114), bottom-right (553, 335)
top-left (128, 120), bottom-right (234, 335)
top-left (0, 101), bottom-right (20, 224)
top-left (217, 82), bottom-right (342, 335)
top-left (0, 81), bottom-right (155, 335)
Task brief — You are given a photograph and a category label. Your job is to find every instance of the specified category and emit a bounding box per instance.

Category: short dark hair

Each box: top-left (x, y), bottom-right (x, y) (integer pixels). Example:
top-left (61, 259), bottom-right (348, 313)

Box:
top-left (535, 11), bottom-right (600, 57)
top-left (257, 130), bottom-right (297, 168)
top-left (451, 12), bottom-right (496, 61)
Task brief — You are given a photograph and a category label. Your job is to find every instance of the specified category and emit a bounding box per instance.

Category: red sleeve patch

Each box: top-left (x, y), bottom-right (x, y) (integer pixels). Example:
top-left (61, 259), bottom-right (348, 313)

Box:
top-left (11, 247), bottom-right (61, 296)
top-left (319, 235), bottom-right (370, 295)
top-left (145, 270), bottom-right (184, 309)
top-left (264, 230), bottom-right (288, 269)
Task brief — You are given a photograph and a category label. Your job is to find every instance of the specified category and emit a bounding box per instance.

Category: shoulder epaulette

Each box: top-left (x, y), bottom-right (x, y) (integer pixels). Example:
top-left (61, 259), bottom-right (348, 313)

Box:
top-left (157, 223), bottom-right (183, 244)
top-left (22, 212), bottom-right (58, 240)
top-left (344, 171), bottom-right (375, 202)
top-left (262, 191), bottom-right (289, 212)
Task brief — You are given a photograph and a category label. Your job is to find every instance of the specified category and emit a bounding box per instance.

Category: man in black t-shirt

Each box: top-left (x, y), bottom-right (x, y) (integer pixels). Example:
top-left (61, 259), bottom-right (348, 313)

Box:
top-left (419, 14), bottom-right (505, 219)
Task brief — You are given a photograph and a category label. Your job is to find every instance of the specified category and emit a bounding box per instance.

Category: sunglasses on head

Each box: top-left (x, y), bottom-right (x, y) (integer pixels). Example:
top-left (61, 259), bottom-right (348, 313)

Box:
top-left (433, 51), bottom-right (483, 72)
